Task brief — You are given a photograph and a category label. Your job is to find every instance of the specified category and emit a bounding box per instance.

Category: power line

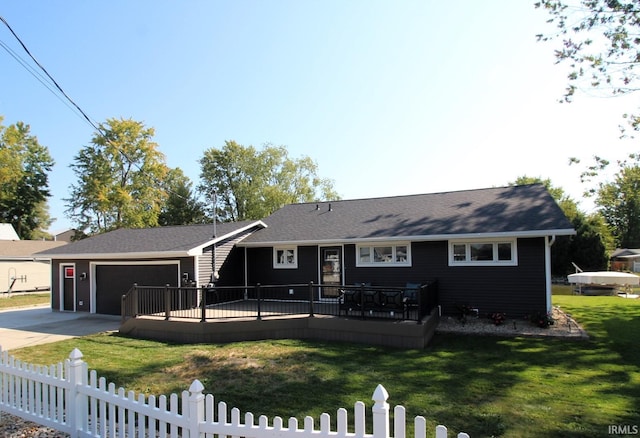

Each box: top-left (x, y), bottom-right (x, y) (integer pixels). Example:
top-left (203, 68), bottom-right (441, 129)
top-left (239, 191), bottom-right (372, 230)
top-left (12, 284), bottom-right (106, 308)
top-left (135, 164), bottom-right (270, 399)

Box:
top-left (0, 14), bottom-right (191, 206)
top-left (0, 38), bottom-right (90, 125)
top-left (0, 15), bottom-right (101, 133)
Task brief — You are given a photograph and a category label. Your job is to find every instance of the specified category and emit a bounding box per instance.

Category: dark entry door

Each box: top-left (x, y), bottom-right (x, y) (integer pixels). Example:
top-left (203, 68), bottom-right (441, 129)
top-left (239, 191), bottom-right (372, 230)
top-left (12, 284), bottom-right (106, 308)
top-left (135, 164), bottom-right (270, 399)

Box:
top-left (320, 246), bottom-right (342, 299)
top-left (61, 264), bottom-right (75, 311)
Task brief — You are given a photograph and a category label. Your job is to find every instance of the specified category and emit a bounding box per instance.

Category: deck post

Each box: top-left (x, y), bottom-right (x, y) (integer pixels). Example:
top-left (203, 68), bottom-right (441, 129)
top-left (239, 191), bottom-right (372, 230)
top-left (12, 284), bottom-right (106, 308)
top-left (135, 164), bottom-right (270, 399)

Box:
top-left (308, 281), bottom-right (315, 317)
top-left (164, 284), bottom-right (171, 320)
top-left (133, 284), bottom-right (138, 318)
top-left (200, 286), bottom-right (206, 323)
top-left (256, 283), bottom-right (262, 320)
top-left (360, 283), bottom-right (366, 319)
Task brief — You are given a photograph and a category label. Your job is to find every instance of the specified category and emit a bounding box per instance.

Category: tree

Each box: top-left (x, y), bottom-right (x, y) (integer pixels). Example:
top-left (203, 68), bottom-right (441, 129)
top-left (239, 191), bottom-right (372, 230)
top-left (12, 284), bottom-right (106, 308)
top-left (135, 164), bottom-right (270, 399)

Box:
top-left (536, 0), bottom-right (640, 106)
top-left (596, 158), bottom-right (640, 247)
top-left (536, 2), bottom-right (640, 249)
top-left (65, 118), bottom-right (169, 234)
top-left (158, 168), bottom-right (208, 226)
top-left (0, 117), bottom-right (54, 239)
top-left (511, 176), bottom-right (609, 273)
top-left (198, 141), bottom-right (340, 221)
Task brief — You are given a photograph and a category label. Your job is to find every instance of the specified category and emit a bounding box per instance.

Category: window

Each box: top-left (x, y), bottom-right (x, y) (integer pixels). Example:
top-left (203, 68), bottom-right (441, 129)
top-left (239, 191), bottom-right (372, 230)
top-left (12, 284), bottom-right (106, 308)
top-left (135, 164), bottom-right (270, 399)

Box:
top-left (274, 247), bottom-right (297, 269)
top-left (449, 240), bottom-right (517, 266)
top-left (357, 243), bottom-right (411, 267)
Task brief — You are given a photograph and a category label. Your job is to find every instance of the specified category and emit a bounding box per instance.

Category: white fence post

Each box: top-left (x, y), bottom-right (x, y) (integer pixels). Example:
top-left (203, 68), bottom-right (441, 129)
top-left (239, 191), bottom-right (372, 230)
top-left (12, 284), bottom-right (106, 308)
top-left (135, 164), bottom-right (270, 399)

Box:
top-left (66, 348), bottom-right (87, 438)
top-left (188, 379), bottom-right (205, 438)
top-left (372, 384), bottom-right (390, 438)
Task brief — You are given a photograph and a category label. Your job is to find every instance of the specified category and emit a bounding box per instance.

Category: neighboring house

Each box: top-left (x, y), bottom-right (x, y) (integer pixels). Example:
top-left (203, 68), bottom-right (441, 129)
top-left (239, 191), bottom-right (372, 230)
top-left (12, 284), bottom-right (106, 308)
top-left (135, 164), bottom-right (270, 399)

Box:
top-left (238, 184), bottom-right (575, 317)
top-left (36, 221), bottom-right (264, 314)
top-left (610, 248), bottom-right (640, 272)
top-left (37, 184), bottom-right (574, 318)
top-left (0, 223), bottom-right (20, 241)
top-left (53, 229), bottom-right (78, 243)
top-left (0, 240), bottom-right (68, 293)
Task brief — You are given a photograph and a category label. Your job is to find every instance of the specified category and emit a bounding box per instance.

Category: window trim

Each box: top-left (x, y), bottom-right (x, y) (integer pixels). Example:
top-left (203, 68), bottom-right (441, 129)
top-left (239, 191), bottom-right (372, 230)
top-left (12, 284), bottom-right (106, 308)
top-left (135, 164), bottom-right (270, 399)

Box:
top-left (448, 239), bottom-right (517, 266)
top-left (273, 247), bottom-right (298, 269)
top-left (356, 242), bottom-right (412, 267)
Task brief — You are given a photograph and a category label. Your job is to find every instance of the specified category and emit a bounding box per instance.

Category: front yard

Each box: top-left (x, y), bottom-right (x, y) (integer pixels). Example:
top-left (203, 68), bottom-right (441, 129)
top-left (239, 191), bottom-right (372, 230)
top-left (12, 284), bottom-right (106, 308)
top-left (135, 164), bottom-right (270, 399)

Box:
top-left (7, 294), bottom-right (640, 437)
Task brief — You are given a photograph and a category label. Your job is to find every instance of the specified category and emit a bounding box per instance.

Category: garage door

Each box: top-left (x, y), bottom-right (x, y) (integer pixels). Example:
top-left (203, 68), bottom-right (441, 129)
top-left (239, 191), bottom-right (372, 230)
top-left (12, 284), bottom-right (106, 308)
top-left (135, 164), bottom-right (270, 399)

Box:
top-left (95, 264), bottom-right (179, 315)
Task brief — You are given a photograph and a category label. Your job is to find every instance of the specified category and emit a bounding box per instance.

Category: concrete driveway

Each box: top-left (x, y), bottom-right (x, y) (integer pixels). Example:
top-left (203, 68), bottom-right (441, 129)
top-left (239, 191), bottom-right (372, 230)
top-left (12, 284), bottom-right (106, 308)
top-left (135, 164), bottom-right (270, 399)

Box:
top-left (0, 305), bottom-right (120, 351)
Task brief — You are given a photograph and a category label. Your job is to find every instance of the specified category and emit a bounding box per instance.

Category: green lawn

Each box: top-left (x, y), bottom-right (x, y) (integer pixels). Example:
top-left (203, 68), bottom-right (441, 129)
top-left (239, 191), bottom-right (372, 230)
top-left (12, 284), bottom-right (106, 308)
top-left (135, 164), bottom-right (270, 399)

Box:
top-left (9, 295), bottom-right (640, 437)
top-left (0, 292), bottom-right (50, 310)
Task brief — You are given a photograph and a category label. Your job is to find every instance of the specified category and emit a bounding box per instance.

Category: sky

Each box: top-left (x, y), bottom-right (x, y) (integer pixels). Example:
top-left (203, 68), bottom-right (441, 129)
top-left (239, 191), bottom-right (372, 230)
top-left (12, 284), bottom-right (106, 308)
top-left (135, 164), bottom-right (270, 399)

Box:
top-left (1, 1), bottom-right (637, 233)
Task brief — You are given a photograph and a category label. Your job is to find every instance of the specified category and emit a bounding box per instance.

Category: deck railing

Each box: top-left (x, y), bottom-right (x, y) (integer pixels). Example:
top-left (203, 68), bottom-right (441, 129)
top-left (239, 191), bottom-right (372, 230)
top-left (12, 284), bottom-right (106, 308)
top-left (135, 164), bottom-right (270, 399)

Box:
top-left (121, 281), bottom-right (438, 324)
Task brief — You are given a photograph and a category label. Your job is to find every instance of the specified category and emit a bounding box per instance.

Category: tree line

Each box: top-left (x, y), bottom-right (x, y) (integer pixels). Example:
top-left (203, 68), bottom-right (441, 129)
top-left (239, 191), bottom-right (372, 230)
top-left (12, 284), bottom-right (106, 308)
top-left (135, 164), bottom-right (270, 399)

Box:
top-left (0, 114), bottom-right (636, 274)
top-left (0, 117), bottom-right (339, 239)
top-left (3, 1), bottom-right (640, 275)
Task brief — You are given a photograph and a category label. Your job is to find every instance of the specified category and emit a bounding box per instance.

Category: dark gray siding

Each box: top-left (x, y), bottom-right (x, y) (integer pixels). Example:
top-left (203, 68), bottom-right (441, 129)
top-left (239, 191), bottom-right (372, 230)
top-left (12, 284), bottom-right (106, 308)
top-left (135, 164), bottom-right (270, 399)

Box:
top-left (51, 257), bottom-right (193, 313)
top-left (246, 238), bottom-right (547, 317)
top-left (409, 239), bottom-right (546, 317)
top-left (247, 246), bottom-right (318, 286)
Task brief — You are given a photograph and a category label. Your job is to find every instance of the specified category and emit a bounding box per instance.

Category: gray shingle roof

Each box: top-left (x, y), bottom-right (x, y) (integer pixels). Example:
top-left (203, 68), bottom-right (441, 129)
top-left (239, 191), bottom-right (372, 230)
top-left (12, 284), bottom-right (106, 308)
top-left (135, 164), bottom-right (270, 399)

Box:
top-left (36, 221), bottom-right (263, 257)
top-left (0, 240), bottom-right (67, 258)
top-left (241, 184), bottom-right (574, 245)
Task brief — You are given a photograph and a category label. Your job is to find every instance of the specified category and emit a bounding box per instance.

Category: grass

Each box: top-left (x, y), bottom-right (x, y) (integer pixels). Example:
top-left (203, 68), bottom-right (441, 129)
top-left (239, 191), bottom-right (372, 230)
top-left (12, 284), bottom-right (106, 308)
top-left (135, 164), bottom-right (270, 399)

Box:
top-left (7, 294), bottom-right (640, 437)
top-left (0, 292), bottom-right (50, 309)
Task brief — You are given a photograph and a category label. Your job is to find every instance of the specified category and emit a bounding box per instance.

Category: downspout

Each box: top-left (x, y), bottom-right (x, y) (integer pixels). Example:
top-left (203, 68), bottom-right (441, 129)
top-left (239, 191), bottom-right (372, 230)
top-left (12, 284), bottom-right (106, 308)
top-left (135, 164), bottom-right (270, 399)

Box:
top-left (545, 235), bottom-right (556, 313)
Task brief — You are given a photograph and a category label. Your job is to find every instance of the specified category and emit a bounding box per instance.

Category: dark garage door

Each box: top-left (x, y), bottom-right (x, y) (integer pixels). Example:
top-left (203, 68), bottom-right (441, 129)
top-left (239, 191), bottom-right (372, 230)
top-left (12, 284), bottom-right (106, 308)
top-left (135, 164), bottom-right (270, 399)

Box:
top-left (95, 264), bottom-right (178, 315)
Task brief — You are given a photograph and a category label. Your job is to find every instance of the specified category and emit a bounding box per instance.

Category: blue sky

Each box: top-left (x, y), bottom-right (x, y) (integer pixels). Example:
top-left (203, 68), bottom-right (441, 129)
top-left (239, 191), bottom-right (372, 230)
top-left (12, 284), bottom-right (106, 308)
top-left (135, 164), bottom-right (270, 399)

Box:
top-left (1, 1), bottom-right (635, 233)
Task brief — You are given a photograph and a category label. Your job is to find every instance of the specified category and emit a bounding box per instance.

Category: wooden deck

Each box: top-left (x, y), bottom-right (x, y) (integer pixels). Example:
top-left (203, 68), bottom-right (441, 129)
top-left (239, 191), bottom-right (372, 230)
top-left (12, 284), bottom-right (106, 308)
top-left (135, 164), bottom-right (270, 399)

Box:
top-left (119, 283), bottom-right (440, 348)
top-left (120, 303), bottom-right (440, 349)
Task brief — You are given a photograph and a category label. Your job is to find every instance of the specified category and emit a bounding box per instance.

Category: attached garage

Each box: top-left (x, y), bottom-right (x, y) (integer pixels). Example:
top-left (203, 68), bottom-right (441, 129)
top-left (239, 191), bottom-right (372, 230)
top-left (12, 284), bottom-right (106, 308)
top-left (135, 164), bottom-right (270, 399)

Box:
top-left (36, 221), bottom-right (264, 315)
top-left (94, 262), bottom-right (179, 315)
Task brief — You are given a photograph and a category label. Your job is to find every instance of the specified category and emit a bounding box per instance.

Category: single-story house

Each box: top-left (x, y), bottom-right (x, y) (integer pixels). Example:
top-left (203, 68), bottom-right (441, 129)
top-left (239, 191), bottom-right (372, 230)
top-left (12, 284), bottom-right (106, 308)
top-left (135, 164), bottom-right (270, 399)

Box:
top-left (610, 248), bottom-right (640, 272)
top-left (38, 184), bottom-right (574, 318)
top-left (0, 240), bottom-right (68, 293)
top-left (239, 184), bottom-right (575, 317)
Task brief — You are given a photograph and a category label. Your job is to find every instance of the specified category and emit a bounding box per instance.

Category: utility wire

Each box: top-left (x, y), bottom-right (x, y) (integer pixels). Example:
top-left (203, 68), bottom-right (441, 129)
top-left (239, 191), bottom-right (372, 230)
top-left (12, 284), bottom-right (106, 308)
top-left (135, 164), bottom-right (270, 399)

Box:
top-left (0, 14), bottom-right (190, 203)
top-left (0, 15), bottom-right (101, 134)
top-left (0, 38), bottom-right (89, 125)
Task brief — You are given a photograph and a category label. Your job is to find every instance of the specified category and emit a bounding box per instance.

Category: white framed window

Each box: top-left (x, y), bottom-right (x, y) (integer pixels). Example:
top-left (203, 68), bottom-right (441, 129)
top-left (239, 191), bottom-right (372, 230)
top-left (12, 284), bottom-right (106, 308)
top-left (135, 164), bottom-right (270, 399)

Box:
top-left (356, 243), bottom-right (411, 267)
top-left (274, 247), bottom-right (298, 269)
top-left (449, 239), bottom-right (517, 266)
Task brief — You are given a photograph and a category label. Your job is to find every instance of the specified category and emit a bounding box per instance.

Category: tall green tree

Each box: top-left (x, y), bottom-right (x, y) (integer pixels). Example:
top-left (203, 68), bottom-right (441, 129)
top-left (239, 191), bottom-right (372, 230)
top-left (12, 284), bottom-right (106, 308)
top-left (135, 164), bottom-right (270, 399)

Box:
top-left (596, 158), bottom-right (640, 247)
top-left (536, 2), bottom-right (640, 249)
top-left (158, 168), bottom-right (207, 226)
top-left (65, 118), bottom-right (169, 234)
top-left (511, 176), bottom-right (609, 273)
top-left (0, 117), bottom-right (54, 239)
top-left (199, 141), bottom-right (339, 221)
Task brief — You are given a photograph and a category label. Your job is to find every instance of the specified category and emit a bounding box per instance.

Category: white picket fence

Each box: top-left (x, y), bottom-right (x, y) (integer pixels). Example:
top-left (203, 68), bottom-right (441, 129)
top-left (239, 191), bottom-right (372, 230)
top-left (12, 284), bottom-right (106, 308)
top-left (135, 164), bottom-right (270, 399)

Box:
top-left (0, 347), bottom-right (469, 438)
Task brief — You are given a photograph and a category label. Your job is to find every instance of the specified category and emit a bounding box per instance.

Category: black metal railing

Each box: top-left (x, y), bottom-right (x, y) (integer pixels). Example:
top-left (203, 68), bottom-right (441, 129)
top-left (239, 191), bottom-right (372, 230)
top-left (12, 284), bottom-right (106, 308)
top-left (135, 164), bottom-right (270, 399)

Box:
top-left (121, 281), bottom-right (438, 324)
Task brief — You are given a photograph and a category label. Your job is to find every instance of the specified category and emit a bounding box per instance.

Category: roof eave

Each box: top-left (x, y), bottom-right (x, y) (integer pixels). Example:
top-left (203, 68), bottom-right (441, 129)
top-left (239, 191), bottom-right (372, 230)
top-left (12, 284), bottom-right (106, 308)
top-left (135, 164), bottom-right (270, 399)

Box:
top-left (187, 220), bottom-right (267, 255)
top-left (43, 251), bottom-right (192, 260)
top-left (238, 229), bottom-right (576, 247)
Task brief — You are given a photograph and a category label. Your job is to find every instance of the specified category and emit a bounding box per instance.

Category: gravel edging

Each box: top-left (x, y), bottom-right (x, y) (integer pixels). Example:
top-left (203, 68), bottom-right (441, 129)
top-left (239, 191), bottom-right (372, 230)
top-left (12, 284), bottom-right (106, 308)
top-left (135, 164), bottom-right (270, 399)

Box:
top-left (436, 306), bottom-right (589, 339)
top-left (0, 413), bottom-right (69, 438)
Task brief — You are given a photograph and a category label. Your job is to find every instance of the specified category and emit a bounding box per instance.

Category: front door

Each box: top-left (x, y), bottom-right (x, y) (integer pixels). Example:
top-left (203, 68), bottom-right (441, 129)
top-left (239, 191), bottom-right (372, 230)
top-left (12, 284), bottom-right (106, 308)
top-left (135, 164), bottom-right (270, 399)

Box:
top-left (61, 264), bottom-right (75, 311)
top-left (320, 246), bottom-right (342, 299)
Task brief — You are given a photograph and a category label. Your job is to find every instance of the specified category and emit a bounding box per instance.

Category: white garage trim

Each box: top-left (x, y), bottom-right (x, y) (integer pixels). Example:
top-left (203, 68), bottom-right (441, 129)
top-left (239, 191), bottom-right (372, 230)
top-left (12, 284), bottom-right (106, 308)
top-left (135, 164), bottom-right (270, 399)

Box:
top-left (89, 260), bottom-right (180, 314)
